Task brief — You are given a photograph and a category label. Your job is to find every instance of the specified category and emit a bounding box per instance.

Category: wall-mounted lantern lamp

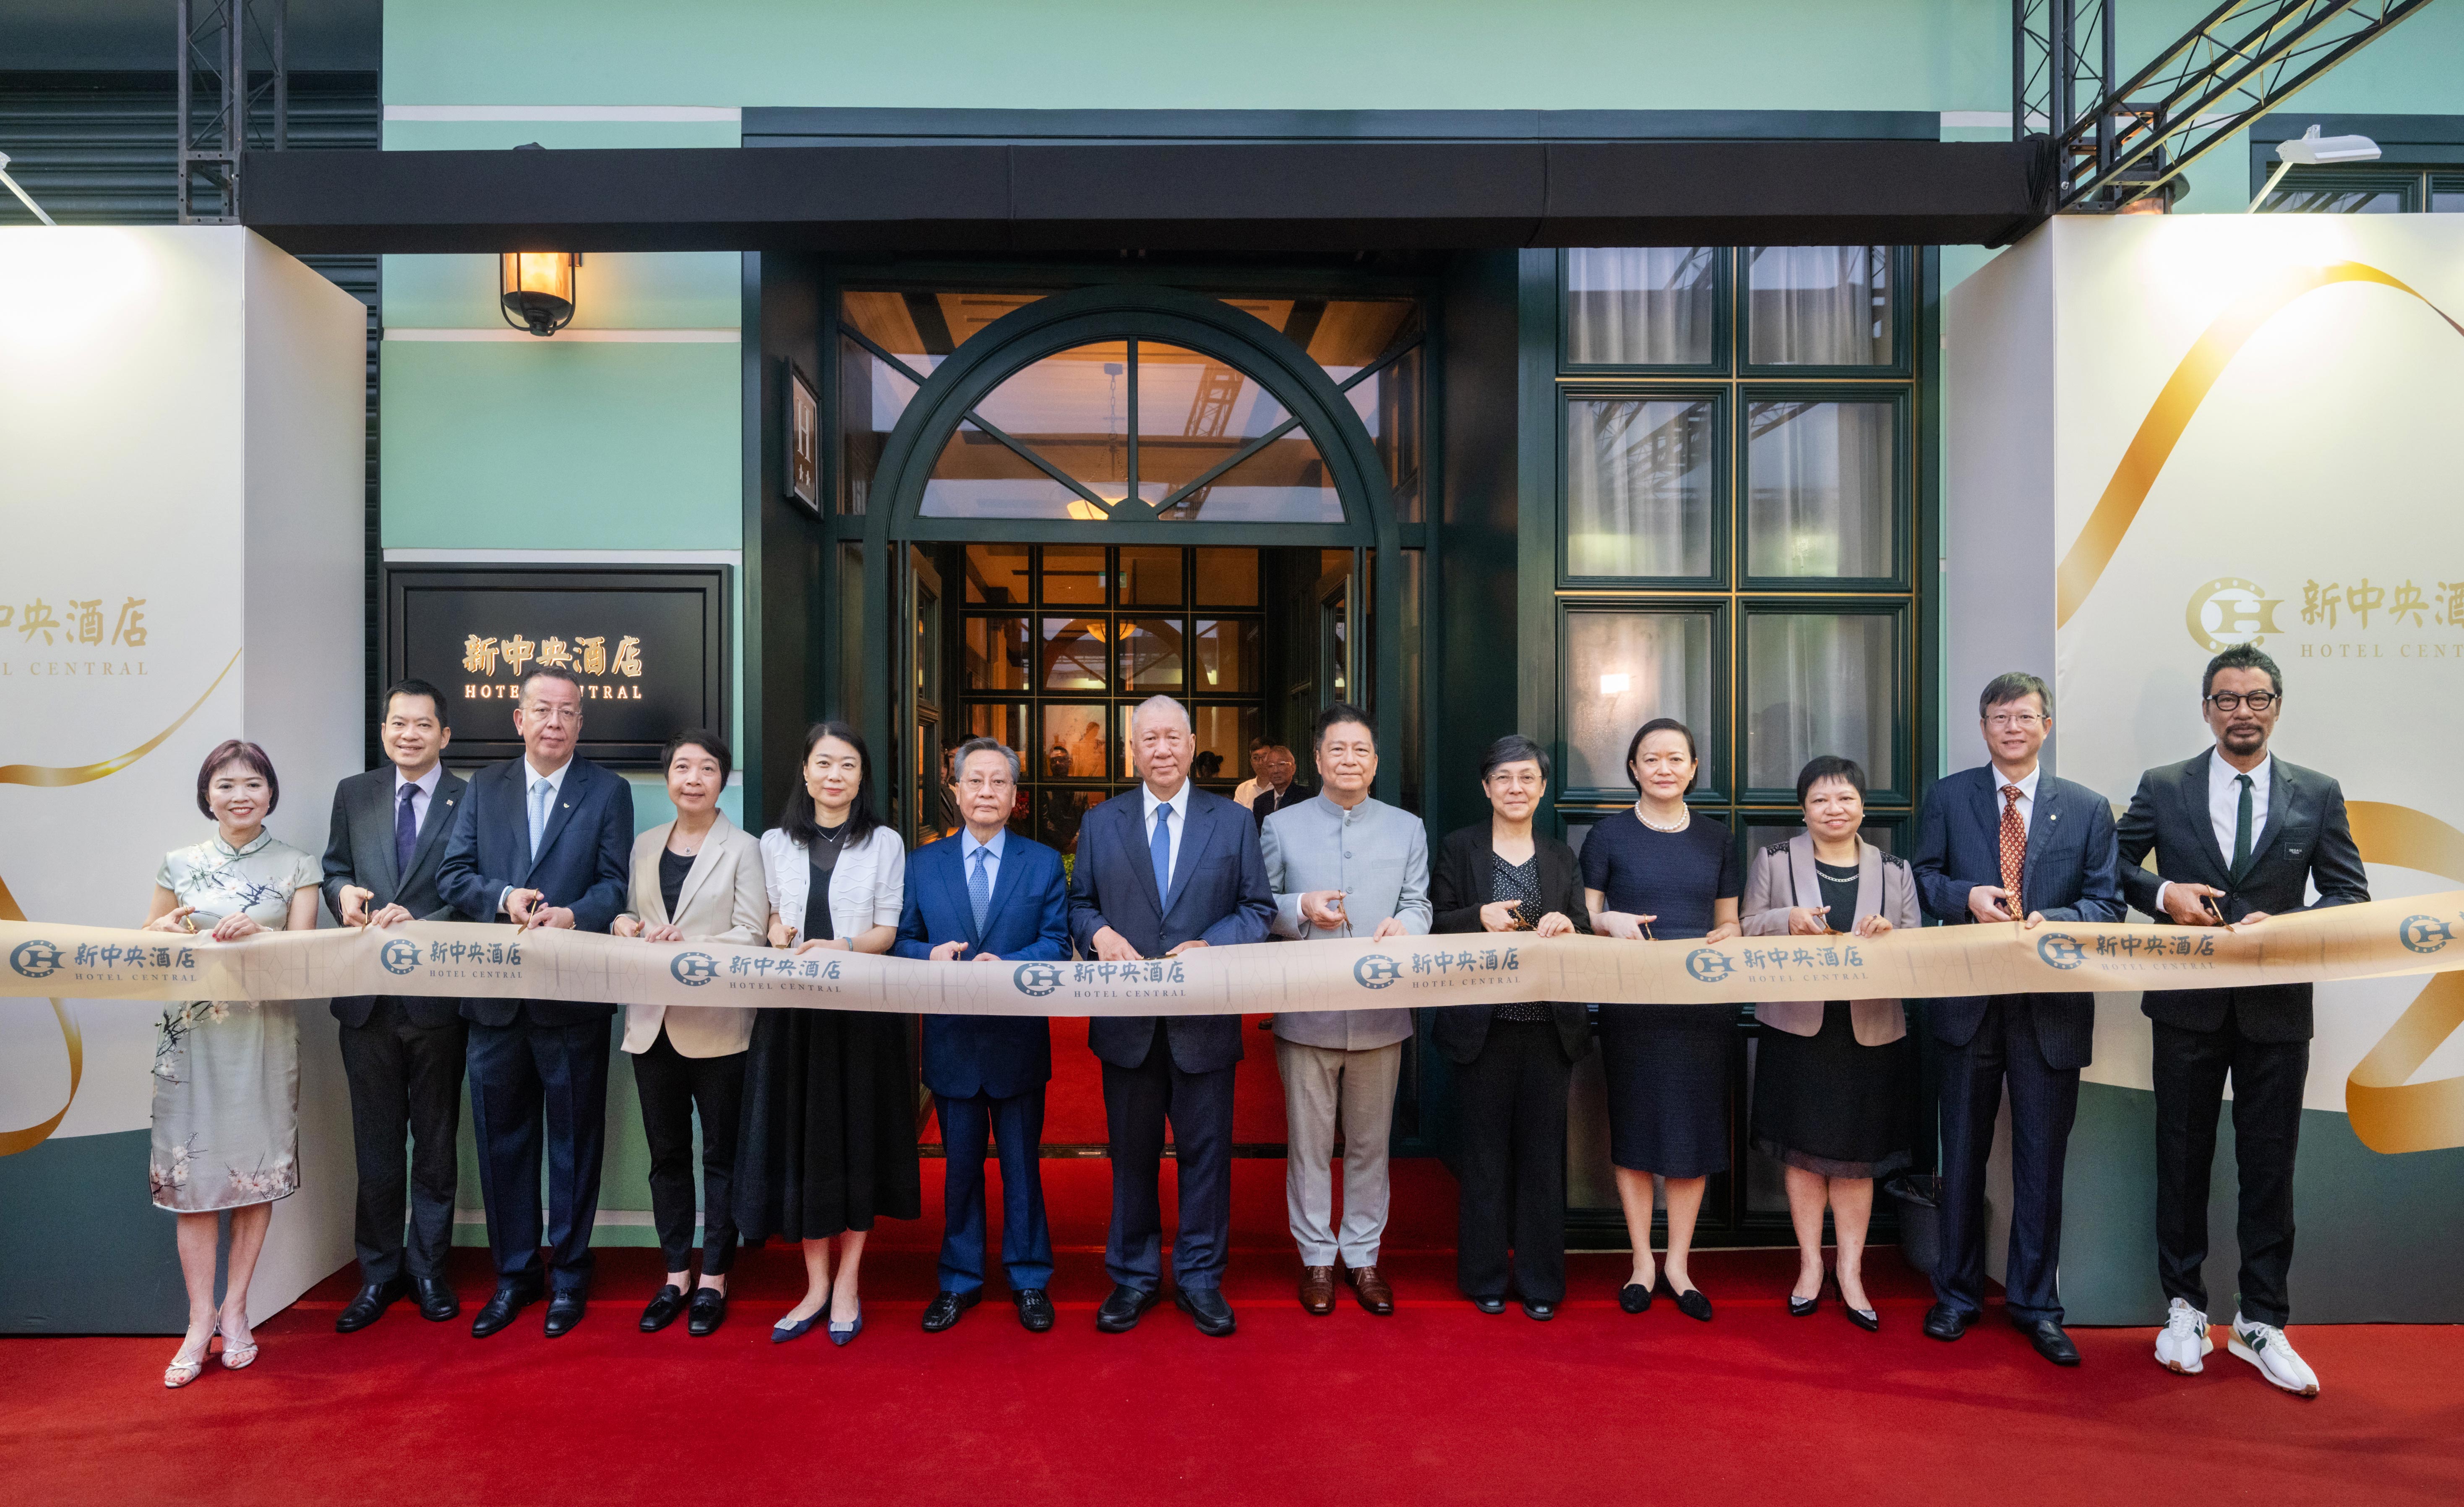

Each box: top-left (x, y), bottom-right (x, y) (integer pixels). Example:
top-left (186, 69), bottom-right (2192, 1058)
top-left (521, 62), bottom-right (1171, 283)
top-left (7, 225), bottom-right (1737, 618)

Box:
top-left (500, 251), bottom-right (582, 336)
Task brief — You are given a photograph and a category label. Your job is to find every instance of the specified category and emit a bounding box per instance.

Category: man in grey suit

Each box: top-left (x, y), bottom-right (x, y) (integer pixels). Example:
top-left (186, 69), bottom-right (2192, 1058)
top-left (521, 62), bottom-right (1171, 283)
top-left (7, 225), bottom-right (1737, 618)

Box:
top-left (319, 679), bottom-right (469, 1332)
top-left (1261, 702), bottom-right (1430, 1318)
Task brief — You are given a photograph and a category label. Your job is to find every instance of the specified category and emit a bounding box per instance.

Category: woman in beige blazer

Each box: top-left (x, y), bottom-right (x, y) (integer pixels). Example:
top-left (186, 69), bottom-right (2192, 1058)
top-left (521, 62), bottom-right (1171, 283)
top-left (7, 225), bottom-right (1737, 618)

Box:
top-left (610, 730), bottom-right (767, 1337)
top-left (1740, 755), bottom-right (1919, 1332)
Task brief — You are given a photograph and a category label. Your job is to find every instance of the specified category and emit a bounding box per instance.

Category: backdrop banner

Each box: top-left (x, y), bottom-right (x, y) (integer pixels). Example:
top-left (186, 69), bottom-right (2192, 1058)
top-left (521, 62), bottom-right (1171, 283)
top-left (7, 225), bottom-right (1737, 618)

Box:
top-left (8, 891), bottom-right (2464, 1018)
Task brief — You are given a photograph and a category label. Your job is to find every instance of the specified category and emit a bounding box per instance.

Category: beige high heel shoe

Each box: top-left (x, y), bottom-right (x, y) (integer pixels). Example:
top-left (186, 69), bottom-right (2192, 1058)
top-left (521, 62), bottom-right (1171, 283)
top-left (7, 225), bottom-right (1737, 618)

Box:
top-left (218, 1313), bottom-right (259, 1370)
top-left (164, 1323), bottom-right (215, 1389)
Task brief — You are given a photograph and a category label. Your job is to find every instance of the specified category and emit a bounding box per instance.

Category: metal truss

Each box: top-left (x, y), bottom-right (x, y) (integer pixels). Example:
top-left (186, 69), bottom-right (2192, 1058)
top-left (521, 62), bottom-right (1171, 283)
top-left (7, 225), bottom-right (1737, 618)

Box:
top-left (2015, 0), bottom-right (2441, 213)
top-left (178, 0), bottom-right (288, 224)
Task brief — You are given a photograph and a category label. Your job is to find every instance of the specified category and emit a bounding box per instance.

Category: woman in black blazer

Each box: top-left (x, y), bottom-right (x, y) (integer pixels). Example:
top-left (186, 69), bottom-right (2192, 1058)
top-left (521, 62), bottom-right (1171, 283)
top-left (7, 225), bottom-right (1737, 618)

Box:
top-left (1432, 735), bottom-right (1592, 1322)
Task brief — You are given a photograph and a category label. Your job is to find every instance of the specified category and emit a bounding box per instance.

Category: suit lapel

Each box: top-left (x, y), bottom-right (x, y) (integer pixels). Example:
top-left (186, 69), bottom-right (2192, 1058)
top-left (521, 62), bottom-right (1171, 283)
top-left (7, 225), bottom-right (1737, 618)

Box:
top-left (522, 761), bottom-right (587, 882)
top-left (2184, 749), bottom-right (2231, 881)
top-left (2240, 759), bottom-right (2295, 878)
top-left (1122, 797), bottom-right (1166, 917)
top-left (2021, 777), bottom-right (2057, 908)
top-left (669, 814), bottom-right (731, 922)
top-left (1786, 832), bottom-right (1821, 912)
top-left (363, 774), bottom-right (404, 893)
top-left (403, 773), bottom-right (461, 888)
top-left (978, 840), bottom-right (1028, 941)
top-left (1163, 795), bottom-right (1223, 918)
top-left (935, 841), bottom-right (983, 949)
top-left (1853, 839), bottom-right (1883, 923)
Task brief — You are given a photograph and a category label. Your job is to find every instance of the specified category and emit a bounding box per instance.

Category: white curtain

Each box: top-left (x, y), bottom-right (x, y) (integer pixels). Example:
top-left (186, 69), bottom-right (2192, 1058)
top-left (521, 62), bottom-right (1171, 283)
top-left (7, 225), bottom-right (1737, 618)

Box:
top-left (1745, 613), bottom-right (1895, 791)
top-left (1747, 246), bottom-right (1890, 366)
top-left (1565, 399), bottom-right (1713, 577)
top-left (1744, 400), bottom-right (1893, 577)
top-left (1566, 248), bottom-right (1718, 365)
top-left (1564, 611), bottom-right (1712, 790)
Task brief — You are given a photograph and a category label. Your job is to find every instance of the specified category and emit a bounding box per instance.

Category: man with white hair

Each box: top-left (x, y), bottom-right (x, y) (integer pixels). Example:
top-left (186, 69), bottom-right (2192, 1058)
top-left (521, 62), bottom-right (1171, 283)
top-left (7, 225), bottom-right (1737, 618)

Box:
top-left (1068, 695), bottom-right (1275, 1337)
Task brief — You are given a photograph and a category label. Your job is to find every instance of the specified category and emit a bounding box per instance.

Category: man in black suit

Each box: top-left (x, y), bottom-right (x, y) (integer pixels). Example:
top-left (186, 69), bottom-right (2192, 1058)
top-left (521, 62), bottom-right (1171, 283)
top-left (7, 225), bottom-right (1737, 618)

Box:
top-left (1911, 671), bottom-right (2123, 1366)
top-left (2119, 643), bottom-right (2367, 1397)
top-left (437, 664), bottom-right (634, 1338)
top-left (1069, 695), bottom-right (1274, 1337)
top-left (320, 679), bottom-right (469, 1332)
top-left (1248, 744), bottom-right (1313, 830)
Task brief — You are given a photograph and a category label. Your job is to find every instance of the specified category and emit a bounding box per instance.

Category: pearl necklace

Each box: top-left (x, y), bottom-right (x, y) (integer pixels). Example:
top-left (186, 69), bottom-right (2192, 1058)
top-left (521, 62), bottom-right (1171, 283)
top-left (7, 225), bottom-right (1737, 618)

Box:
top-left (1637, 806), bottom-right (1691, 834)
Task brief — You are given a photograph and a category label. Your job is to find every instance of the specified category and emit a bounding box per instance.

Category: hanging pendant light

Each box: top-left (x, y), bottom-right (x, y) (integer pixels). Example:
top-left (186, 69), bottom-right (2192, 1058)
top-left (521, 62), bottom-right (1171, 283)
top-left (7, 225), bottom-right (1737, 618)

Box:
top-left (500, 251), bottom-right (582, 336)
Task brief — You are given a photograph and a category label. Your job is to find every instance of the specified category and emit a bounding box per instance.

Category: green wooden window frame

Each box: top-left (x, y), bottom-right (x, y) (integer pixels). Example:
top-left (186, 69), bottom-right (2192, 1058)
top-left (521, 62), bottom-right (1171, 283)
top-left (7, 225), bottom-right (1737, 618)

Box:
top-left (1554, 384), bottom-right (1732, 590)
top-left (1734, 384), bottom-right (1914, 594)
top-left (1553, 596), bottom-right (1733, 807)
top-left (1735, 246), bottom-right (1915, 381)
top-left (1734, 596), bottom-right (1911, 808)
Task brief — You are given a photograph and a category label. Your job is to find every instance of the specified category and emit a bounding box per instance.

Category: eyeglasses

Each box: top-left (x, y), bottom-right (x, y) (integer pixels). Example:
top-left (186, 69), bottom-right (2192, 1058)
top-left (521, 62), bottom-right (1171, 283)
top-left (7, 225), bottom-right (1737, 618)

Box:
top-left (2204, 692), bottom-right (2279, 713)
top-left (1984, 712), bottom-right (2044, 730)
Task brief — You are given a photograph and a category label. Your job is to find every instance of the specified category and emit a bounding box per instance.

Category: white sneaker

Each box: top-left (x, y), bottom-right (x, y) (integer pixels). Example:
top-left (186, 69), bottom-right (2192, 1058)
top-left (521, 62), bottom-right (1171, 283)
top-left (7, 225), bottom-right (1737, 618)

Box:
top-left (2154, 1298), bottom-right (2211, 1374)
top-left (2228, 1311), bottom-right (2321, 1397)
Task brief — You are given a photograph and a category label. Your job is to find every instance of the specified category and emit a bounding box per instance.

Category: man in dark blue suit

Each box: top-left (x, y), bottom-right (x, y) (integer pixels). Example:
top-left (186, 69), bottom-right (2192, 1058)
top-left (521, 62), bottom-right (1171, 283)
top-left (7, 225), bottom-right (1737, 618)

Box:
top-left (1069, 694), bottom-right (1274, 1337)
top-left (896, 736), bottom-right (1071, 1336)
top-left (1911, 671), bottom-right (2122, 1367)
top-left (436, 664), bottom-right (633, 1339)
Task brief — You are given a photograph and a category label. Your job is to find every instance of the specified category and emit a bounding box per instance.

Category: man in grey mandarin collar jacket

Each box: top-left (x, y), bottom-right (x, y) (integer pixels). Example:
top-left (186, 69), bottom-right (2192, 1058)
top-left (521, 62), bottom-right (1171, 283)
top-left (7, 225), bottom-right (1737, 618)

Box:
top-left (1260, 703), bottom-right (1430, 1318)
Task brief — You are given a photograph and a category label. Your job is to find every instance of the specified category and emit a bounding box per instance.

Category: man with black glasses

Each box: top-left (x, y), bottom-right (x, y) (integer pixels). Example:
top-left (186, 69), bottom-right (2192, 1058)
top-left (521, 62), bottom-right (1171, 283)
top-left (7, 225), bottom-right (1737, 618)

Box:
top-left (2118, 643), bottom-right (2368, 1397)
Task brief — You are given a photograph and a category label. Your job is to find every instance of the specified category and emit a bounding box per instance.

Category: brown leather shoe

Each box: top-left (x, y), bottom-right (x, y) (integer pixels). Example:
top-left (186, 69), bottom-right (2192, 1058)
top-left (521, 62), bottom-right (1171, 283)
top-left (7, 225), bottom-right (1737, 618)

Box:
top-left (1344, 1262), bottom-right (1396, 1316)
top-left (1298, 1265), bottom-right (1338, 1315)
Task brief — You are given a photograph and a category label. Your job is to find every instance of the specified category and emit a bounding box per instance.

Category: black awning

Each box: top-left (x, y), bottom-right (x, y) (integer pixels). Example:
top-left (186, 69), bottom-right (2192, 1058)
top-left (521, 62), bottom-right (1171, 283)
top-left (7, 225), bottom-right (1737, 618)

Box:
top-left (241, 136), bottom-right (2050, 256)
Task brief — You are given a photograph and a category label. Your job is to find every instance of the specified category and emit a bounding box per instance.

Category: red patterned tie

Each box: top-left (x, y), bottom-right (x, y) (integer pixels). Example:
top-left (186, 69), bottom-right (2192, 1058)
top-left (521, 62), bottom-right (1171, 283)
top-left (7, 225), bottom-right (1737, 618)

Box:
top-left (1999, 784), bottom-right (2027, 914)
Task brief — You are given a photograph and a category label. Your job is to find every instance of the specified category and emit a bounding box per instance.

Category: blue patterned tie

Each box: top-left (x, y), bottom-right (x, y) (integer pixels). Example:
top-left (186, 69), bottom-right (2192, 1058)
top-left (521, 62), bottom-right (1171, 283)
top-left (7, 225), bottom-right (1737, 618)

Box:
top-left (395, 784), bottom-right (419, 876)
top-left (1150, 803), bottom-right (1174, 902)
top-left (968, 845), bottom-right (993, 938)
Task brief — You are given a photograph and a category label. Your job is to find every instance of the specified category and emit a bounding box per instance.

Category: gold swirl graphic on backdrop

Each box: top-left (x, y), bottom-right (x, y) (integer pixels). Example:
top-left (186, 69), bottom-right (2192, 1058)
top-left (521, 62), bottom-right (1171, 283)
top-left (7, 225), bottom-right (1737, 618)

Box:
top-left (2053, 261), bottom-right (2464, 629)
top-left (0, 648), bottom-right (241, 1156)
top-left (2344, 803), bottom-right (2464, 1154)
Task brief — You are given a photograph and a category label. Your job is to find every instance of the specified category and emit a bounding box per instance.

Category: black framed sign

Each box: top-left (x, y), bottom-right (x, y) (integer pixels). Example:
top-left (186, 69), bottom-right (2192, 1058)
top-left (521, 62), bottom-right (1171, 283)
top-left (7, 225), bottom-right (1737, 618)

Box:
top-left (785, 359), bottom-right (821, 513)
top-left (383, 565), bottom-right (731, 767)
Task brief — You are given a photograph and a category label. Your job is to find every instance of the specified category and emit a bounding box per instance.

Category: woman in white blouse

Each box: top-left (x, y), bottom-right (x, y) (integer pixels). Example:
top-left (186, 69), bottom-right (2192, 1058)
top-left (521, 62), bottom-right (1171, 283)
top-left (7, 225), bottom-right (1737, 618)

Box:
top-left (735, 721), bottom-right (913, 1347)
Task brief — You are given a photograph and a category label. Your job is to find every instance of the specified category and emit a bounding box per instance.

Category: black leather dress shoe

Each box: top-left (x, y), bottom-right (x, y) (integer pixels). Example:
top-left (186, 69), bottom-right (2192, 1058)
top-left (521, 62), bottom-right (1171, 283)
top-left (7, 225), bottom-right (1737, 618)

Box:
top-left (1174, 1286), bottom-right (1237, 1338)
top-left (922, 1289), bottom-right (980, 1333)
top-left (2017, 1317), bottom-right (2081, 1366)
top-left (336, 1277), bottom-right (408, 1334)
top-left (1014, 1288), bottom-right (1055, 1332)
top-left (471, 1280), bottom-right (542, 1339)
top-left (413, 1276), bottom-right (460, 1322)
top-left (1471, 1296), bottom-right (1507, 1314)
top-left (1520, 1300), bottom-right (1557, 1322)
top-left (1095, 1284), bottom-right (1159, 1334)
top-left (639, 1284), bottom-right (687, 1333)
top-left (543, 1290), bottom-right (587, 1337)
top-left (1923, 1301), bottom-right (1974, 1342)
top-left (687, 1288), bottom-right (727, 1337)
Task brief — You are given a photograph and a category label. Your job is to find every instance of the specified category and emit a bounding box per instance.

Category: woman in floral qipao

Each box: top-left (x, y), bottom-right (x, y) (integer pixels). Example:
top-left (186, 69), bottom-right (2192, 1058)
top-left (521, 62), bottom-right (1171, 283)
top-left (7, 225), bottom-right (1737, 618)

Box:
top-left (142, 739), bottom-right (322, 1388)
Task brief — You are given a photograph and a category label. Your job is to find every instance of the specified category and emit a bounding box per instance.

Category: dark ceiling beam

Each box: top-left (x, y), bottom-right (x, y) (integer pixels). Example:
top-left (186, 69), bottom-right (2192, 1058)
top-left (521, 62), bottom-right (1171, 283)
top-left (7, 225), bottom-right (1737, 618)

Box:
top-left (240, 138), bottom-right (2050, 256)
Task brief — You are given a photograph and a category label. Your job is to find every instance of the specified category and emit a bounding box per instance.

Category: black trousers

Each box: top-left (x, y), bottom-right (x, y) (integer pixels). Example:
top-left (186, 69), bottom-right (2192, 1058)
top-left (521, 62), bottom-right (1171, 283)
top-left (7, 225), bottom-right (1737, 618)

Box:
top-left (631, 1026), bottom-right (746, 1276)
top-left (2154, 1011), bottom-right (2306, 1326)
top-left (337, 1002), bottom-right (467, 1285)
top-left (1100, 1028), bottom-right (1235, 1294)
top-left (466, 1014), bottom-right (610, 1293)
top-left (1452, 1020), bottom-right (1572, 1304)
top-left (1935, 998), bottom-right (2080, 1325)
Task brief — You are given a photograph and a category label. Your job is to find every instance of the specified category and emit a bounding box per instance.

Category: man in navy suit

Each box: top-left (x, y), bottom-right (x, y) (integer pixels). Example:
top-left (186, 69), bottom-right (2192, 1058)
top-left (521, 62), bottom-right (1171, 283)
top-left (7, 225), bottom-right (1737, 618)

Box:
top-left (437, 664), bottom-right (633, 1339)
top-left (1069, 694), bottom-right (1274, 1337)
top-left (896, 736), bottom-right (1071, 1336)
top-left (1911, 671), bottom-right (2122, 1367)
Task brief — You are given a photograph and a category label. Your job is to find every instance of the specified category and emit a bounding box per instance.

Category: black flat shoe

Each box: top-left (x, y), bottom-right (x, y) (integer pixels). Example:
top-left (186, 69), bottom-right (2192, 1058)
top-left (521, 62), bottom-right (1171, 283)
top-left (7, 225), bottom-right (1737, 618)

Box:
top-left (1095, 1284), bottom-right (1159, 1334)
top-left (543, 1290), bottom-right (587, 1337)
top-left (1923, 1301), bottom-right (1974, 1342)
top-left (687, 1288), bottom-right (727, 1337)
top-left (1014, 1288), bottom-right (1055, 1332)
top-left (1471, 1296), bottom-right (1507, 1315)
top-left (412, 1276), bottom-right (460, 1322)
top-left (470, 1280), bottom-right (541, 1339)
top-left (2016, 1316), bottom-right (2080, 1366)
top-left (336, 1277), bottom-right (408, 1334)
top-left (922, 1289), bottom-right (980, 1333)
top-left (1173, 1286), bottom-right (1237, 1338)
top-left (639, 1285), bottom-right (687, 1333)
top-left (1520, 1300), bottom-right (1556, 1322)
top-left (1668, 1282), bottom-right (1713, 1322)
top-left (1618, 1282), bottom-right (1654, 1314)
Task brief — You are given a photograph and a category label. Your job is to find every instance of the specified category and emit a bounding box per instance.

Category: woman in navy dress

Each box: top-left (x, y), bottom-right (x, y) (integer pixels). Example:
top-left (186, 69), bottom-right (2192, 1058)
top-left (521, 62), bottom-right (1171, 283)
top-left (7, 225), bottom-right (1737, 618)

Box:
top-left (1580, 717), bottom-right (1739, 1321)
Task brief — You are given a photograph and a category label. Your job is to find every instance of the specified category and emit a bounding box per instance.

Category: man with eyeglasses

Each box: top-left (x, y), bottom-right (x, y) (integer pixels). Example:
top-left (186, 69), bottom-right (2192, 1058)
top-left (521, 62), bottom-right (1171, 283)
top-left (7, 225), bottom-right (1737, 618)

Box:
top-left (2117, 643), bottom-right (2368, 1397)
top-left (1912, 671), bottom-right (2122, 1366)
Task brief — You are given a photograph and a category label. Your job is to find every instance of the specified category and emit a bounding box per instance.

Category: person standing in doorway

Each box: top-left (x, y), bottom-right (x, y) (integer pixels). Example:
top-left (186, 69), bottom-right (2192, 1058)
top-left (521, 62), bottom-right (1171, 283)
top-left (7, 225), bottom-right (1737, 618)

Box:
top-left (1249, 744), bottom-right (1311, 829)
top-left (436, 664), bottom-right (634, 1340)
top-left (2119, 645), bottom-right (2367, 1396)
top-left (1911, 671), bottom-right (2122, 1367)
top-left (1261, 702), bottom-right (1431, 1317)
top-left (1070, 694), bottom-right (1274, 1337)
top-left (319, 680), bottom-right (469, 1334)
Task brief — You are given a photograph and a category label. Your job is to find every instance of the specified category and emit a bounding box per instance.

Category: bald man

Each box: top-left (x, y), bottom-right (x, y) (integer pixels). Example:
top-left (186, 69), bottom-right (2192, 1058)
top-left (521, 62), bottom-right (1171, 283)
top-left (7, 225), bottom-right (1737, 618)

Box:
top-left (1068, 695), bottom-right (1274, 1337)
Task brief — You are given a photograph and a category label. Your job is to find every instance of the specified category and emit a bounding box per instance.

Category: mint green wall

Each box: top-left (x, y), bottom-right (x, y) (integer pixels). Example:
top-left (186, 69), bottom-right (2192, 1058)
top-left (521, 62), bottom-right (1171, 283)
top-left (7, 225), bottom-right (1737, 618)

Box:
top-left (384, 252), bottom-right (739, 330)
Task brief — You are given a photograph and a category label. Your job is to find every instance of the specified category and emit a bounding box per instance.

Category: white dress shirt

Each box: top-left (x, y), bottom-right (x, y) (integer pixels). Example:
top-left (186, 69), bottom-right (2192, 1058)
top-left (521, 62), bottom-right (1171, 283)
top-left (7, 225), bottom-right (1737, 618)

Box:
top-left (2155, 751), bottom-right (2273, 913)
top-left (499, 755), bottom-right (573, 916)
top-left (393, 761), bottom-right (443, 834)
top-left (1139, 779), bottom-right (1193, 890)
top-left (1990, 761), bottom-right (2041, 834)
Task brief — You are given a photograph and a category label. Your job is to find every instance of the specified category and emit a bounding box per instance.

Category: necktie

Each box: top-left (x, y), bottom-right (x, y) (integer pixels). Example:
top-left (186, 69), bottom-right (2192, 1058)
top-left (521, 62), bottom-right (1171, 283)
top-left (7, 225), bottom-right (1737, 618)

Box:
top-left (968, 846), bottom-right (993, 937)
top-left (529, 778), bottom-right (551, 861)
top-left (1151, 803), bottom-right (1174, 901)
top-left (2230, 773), bottom-right (2255, 881)
top-left (1999, 784), bottom-right (2027, 912)
top-left (395, 784), bottom-right (419, 876)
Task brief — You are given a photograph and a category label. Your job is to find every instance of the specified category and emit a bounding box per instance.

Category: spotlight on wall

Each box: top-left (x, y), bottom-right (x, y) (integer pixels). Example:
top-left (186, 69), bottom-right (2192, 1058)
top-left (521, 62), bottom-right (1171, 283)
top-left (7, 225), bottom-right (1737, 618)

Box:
top-left (500, 251), bottom-right (583, 336)
top-left (0, 151), bottom-right (58, 226)
top-left (2249, 125), bottom-right (2381, 212)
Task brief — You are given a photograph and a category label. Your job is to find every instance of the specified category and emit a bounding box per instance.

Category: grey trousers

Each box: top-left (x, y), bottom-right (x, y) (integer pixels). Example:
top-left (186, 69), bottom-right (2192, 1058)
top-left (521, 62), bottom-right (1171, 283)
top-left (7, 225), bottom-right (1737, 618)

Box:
top-left (1275, 1037), bottom-right (1403, 1267)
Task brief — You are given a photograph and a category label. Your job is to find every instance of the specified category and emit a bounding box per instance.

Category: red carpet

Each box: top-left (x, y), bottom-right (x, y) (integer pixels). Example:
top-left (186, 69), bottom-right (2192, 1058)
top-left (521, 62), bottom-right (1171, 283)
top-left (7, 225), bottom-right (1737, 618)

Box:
top-left (6, 1244), bottom-right (2460, 1506)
